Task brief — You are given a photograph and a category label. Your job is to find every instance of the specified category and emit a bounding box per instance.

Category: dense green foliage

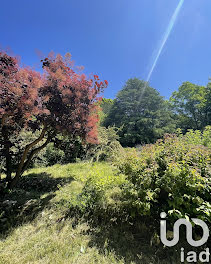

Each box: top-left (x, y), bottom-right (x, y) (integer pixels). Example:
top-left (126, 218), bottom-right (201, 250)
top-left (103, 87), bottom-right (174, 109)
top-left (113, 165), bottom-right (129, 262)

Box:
top-left (170, 81), bottom-right (211, 132)
top-left (102, 78), bottom-right (211, 147)
top-left (1, 128), bottom-right (210, 263)
top-left (53, 128), bottom-right (211, 229)
top-left (117, 128), bottom-right (211, 223)
top-left (104, 78), bottom-right (175, 146)
top-left (0, 130), bottom-right (86, 174)
top-left (85, 126), bottom-right (123, 162)
top-left (99, 98), bottom-right (114, 123)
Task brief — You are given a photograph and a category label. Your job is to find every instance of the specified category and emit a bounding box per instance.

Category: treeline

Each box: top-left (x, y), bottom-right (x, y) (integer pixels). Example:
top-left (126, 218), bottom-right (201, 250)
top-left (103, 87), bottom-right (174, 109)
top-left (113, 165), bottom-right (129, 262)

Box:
top-left (101, 78), bottom-right (211, 147)
top-left (1, 49), bottom-right (210, 185)
top-left (2, 77), bottom-right (210, 172)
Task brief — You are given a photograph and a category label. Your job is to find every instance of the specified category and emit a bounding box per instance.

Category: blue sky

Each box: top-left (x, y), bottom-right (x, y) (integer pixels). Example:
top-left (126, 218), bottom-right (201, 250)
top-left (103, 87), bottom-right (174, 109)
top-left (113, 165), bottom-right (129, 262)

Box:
top-left (1, 0), bottom-right (211, 99)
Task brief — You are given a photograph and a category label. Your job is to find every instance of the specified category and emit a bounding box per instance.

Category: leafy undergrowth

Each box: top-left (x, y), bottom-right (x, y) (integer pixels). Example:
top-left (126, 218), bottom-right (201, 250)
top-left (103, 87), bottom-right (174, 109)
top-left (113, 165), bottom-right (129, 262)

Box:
top-left (0, 162), bottom-right (194, 263)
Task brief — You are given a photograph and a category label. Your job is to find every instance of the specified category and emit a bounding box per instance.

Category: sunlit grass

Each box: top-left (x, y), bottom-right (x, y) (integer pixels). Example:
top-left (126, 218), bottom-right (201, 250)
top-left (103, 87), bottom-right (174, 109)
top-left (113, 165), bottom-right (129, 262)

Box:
top-left (0, 163), bottom-right (128, 264)
top-left (0, 162), bottom-right (178, 264)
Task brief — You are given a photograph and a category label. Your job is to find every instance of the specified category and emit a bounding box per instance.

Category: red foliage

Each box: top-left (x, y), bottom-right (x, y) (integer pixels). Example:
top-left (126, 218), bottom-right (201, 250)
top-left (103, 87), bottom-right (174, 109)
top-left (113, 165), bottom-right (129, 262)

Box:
top-left (0, 51), bottom-right (108, 142)
top-left (0, 52), bottom-right (44, 130)
top-left (41, 53), bottom-right (107, 143)
top-left (0, 50), bottom-right (108, 187)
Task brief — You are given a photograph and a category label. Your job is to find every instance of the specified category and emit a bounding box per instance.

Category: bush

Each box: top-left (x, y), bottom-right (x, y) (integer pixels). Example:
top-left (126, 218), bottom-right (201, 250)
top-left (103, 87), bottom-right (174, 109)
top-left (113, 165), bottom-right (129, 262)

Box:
top-left (78, 164), bottom-right (125, 215)
top-left (85, 126), bottom-right (124, 162)
top-left (41, 143), bottom-right (65, 166)
top-left (54, 163), bottom-right (126, 222)
top-left (33, 136), bottom-right (86, 167)
top-left (177, 125), bottom-right (211, 148)
top-left (117, 132), bottom-right (211, 224)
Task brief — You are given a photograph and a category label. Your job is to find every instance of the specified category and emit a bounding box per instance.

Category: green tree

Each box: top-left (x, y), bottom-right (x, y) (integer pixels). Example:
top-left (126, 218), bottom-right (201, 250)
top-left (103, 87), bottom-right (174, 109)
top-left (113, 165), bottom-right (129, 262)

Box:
top-left (170, 81), bottom-right (211, 131)
top-left (205, 80), bottom-right (211, 125)
top-left (98, 98), bottom-right (114, 124)
top-left (104, 78), bottom-right (175, 146)
top-left (101, 98), bottom-right (114, 115)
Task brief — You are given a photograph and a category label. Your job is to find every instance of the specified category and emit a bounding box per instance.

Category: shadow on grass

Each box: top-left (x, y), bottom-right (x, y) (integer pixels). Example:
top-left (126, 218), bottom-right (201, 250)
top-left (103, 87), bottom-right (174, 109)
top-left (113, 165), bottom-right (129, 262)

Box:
top-left (0, 172), bottom-right (73, 237)
top-left (61, 204), bottom-right (177, 264)
top-left (84, 219), bottom-right (180, 264)
top-left (84, 216), bottom-right (210, 264)
top-left (65, 205), bottom-right (207, 264)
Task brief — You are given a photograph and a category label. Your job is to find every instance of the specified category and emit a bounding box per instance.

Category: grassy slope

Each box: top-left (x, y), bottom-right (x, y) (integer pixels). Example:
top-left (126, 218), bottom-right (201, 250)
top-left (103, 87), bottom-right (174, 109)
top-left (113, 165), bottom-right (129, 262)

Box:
top-left (0, 163), bottom-right (178, 264)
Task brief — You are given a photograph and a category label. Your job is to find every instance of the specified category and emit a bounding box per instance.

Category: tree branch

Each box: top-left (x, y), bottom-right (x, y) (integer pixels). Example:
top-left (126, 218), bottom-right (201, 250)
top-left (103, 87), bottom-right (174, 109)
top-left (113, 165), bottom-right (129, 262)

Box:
top-left (8, 123), bottom-right (48, 189)
top-left (21, 136), bottom-right (51, 173)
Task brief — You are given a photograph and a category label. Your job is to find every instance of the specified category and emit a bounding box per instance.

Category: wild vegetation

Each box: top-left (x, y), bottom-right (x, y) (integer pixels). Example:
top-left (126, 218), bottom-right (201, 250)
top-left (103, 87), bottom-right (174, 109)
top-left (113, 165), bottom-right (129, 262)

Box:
top-left (0, 51), bottom-right (211, 263)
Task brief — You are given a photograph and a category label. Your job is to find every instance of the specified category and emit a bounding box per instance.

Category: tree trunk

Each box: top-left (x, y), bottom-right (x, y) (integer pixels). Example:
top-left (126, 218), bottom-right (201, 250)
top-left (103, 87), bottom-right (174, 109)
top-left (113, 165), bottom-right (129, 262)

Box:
top-left (2, 125), bottom-right (12, 182)
top-left (8, 125), bottom-right (49, 189)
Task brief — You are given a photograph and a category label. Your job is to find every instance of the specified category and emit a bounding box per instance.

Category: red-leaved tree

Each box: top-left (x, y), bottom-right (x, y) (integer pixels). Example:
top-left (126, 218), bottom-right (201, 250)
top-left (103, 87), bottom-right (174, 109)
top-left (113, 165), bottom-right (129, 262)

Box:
top-left (0, 51), bottom-right (107, 188)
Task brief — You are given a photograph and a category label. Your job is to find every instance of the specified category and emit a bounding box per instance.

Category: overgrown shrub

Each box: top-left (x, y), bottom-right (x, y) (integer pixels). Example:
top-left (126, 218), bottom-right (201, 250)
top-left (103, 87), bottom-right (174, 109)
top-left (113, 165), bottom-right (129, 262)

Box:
top-left (85, 126), bottom-right (124, 162)
top-left (177, 125), bottom-right (211, 148)
top-left (34, 143), bottom-right (65, 167)
top-left (77, 164), bottom-right (125, 217)
top-left (54, 163), bottom-right (126, 223)
top-left (117, 131), bottom-right (211, 224)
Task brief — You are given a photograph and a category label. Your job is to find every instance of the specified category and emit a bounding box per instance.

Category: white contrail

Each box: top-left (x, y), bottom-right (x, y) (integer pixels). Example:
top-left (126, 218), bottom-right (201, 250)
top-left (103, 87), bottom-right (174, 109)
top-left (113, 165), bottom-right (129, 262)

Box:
top-left (146, 0), bottom-right (185, 83)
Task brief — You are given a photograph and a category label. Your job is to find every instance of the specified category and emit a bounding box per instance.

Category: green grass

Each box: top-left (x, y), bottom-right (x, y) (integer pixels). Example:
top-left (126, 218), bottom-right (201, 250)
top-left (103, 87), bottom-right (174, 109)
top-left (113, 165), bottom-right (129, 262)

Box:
top-left (0, 162), bottom-right (180, 264)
